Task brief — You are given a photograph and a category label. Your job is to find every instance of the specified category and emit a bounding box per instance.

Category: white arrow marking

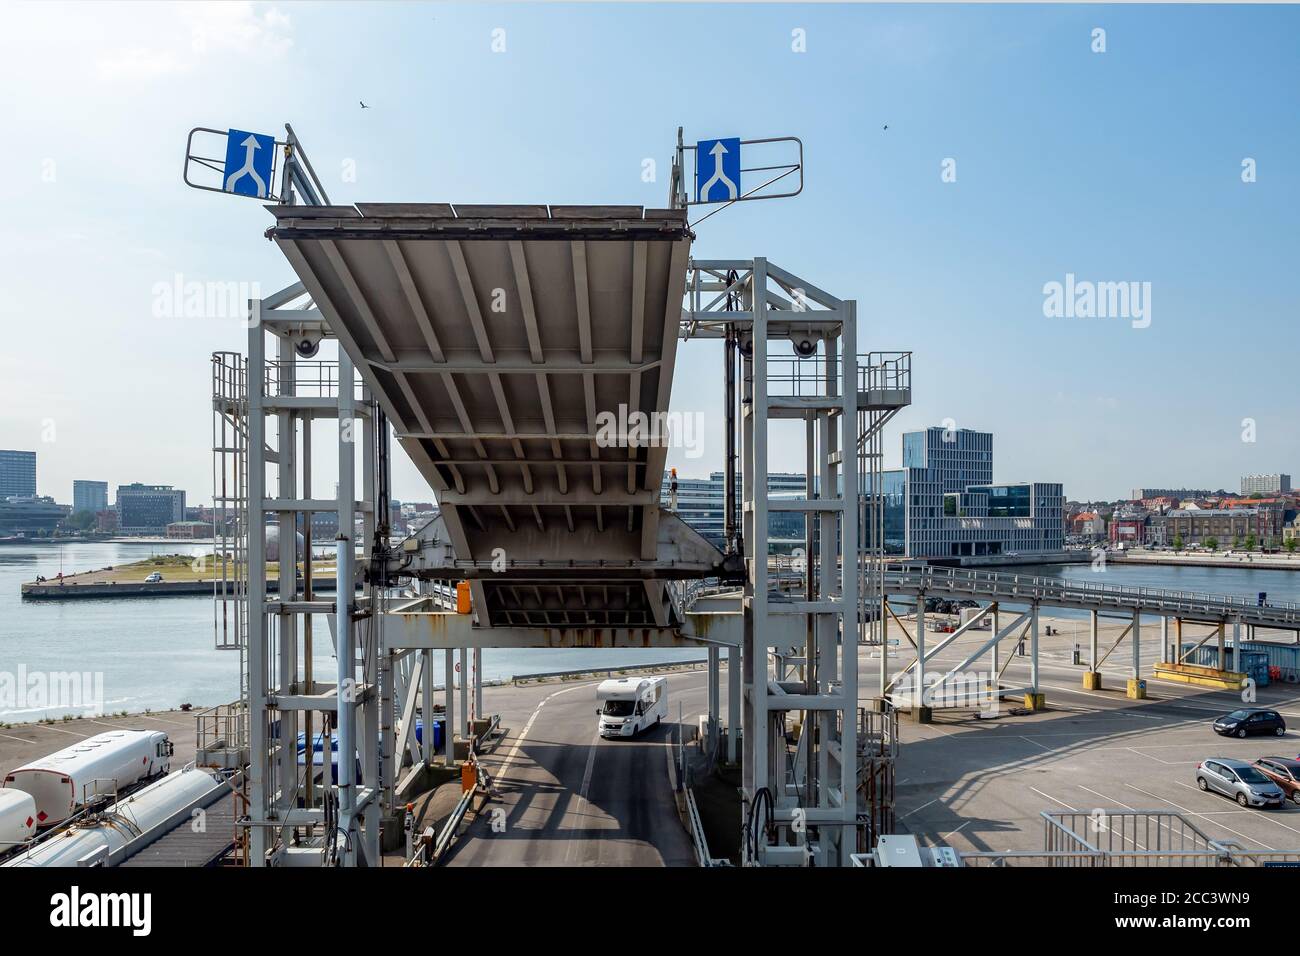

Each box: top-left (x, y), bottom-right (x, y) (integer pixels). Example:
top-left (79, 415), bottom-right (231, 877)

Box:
top-left (224, 134), bottom-right (268, 198)
top-left (698, 140), bottom-right (738, 202)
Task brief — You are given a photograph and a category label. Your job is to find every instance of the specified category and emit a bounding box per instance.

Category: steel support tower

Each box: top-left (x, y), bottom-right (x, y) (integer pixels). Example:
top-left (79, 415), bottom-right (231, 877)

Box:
top-left (680, 260), bottom-right (910, 865)
top-left (208, 285), bottom-right (393, 866)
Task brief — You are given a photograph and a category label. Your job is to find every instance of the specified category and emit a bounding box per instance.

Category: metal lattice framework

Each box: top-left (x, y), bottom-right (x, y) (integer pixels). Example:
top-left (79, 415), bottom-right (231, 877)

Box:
top-left (681, 259), bottom-right (911, 866)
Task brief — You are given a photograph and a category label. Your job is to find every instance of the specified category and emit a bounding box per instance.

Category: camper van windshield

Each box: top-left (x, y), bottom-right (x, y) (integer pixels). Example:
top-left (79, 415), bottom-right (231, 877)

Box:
top-left (602, 700), bottom-right (636, 717)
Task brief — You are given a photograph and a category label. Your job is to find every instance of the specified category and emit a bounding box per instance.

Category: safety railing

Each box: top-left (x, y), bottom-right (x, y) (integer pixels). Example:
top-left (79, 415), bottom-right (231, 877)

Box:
top-left (195, 701), bottom-right (249, 767)
top-left (263, 359), bottom-right (366, 400)
top-left (858, 703), bottom-right (899, 761)
top-left (928, 810), bottom-right (1300, 866)
top-left (858, 351), bottom-right (912, 395)
top-left (762, 351), bottom-right (913, 401)
top-left (961, 850), bottom-right (1105, 867)
top-left (882, 564), bottom-right (1300, 627)
top-left (684, 784), bottom-right (732, 867)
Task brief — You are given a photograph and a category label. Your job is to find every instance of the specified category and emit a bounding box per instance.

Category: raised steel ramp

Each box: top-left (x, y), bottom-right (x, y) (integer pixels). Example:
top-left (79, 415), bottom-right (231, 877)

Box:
top-left (269, 204), bottom-right (724, 628)
top-left (118, 788), bottom-right (237, 868)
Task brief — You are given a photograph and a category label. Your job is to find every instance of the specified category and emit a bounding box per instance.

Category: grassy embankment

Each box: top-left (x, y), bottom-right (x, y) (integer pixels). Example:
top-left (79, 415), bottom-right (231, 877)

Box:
top-left (44, 553), bottom-right (336, 584)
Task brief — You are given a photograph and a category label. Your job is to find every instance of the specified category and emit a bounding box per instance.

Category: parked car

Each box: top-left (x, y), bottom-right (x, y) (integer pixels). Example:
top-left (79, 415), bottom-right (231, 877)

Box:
top-left (1212, 708), bottom-right (1286, 738)
top-left (1196, 758), bottom-right (1286, 807)
top-left (1254, 757), bottom-right (1300, 805)
top-left (144, 571), bottom-right (164, 584)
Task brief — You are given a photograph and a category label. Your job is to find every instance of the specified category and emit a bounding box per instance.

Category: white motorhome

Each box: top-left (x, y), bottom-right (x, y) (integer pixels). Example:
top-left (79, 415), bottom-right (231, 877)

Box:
top-left (3, 730), bottom-right (172, 827)
top-left (596, 676), bottom-right (668, 738)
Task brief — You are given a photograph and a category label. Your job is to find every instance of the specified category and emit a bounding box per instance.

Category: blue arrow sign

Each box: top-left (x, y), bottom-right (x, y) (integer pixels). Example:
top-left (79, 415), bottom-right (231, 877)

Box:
top-left (222, 128), bottom-right (275, 199)
top-left (696, 137), bottom-right (741, 203)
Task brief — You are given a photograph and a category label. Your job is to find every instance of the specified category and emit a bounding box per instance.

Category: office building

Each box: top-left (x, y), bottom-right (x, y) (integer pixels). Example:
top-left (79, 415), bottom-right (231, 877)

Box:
top-left (1130, 487), bottom-right (1215, 501)
top-left (115, 483), bottom-right (187, 534)
top-left (661, 471), bottom-right (808, 551)
top-left (1241, 473), bottom-right (1292, 496)
top-left (0, 496), bottom-right (68, 534)
top-left (1151, 508), bottom-right (1269, 547)
top-left (0, 450), bottom-right (37, 499)
top-left (874, 427), bottom-right (1064, 560)
top-left (72, 479), bottom-right (109, 514)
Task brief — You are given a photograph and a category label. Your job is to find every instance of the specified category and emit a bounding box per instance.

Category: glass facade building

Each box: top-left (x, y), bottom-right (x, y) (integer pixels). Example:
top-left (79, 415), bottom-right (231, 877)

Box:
top-left (0, 449), bottom-right (37, 499)
top-left (877, 427), bottom-right (1064, 560)
top-left (73, 479), bottom-right (109, 514)
top-left (660, 471), bottom-right (809, 552)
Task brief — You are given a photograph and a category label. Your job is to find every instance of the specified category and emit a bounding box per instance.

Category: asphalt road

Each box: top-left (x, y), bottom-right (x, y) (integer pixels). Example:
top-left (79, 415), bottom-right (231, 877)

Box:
top-left (890, 633), bottom-right (1300, 855)
top-left (9, 621), bottom-right (1300, 866)
top-left (445, 668), bottom-right (722, 866)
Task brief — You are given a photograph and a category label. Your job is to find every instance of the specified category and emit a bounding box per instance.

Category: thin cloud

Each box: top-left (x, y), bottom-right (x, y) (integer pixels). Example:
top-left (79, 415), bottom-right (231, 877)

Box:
top-left (96, 2), bottom-right (293, 80)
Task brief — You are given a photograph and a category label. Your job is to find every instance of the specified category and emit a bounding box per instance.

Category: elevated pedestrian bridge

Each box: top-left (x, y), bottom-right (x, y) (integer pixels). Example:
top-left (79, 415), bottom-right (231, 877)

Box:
top-left (882, 565), bottom-right (1300, 630)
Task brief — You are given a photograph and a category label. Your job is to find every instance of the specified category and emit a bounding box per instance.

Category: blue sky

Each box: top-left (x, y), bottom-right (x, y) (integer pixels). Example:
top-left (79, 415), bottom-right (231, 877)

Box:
top-left (1, 1), bottom-right (1297, 506)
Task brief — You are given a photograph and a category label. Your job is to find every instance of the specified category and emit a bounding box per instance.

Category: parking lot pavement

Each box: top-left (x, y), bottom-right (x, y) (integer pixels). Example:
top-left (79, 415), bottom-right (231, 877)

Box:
top-left (894, 669), bottom-right (1300, 855)
top-left (0, 709), bottom-right (197, 773)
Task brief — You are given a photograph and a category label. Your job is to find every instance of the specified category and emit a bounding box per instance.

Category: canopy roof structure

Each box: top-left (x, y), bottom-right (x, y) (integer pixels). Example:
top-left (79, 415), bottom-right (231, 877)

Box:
top-left (268, 203), bottom-right (726, 628)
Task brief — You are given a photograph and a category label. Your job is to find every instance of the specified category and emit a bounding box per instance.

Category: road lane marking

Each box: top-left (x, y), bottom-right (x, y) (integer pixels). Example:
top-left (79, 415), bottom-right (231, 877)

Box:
top-left (564, 730), bottom-right (603, 865)
top-left (493, 681), bottom-right (595, 788)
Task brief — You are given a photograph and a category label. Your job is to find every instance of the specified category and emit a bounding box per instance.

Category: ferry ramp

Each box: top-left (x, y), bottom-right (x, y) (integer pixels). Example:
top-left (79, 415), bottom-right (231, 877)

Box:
top-left (268, 204), bottom-right (725, 631)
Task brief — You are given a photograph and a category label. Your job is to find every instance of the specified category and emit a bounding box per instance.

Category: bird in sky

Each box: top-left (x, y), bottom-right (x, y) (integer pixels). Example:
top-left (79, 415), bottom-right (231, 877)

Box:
top-left (360, 101), bottom-right (371, 109)
top-left (882, 124), bottom-right (888, 131)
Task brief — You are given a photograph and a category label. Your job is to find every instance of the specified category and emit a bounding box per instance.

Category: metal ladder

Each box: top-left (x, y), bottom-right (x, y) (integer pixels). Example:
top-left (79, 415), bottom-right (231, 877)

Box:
top-left (211, 351), bottom-right (250, 701)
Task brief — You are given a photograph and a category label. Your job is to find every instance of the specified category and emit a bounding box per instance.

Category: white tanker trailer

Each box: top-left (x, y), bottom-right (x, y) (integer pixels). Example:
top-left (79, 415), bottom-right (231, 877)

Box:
top-left (2, 765), bottom-right (226, 867)
top-left (0, 789), bottom-right (37, 851)
top-left (3, 729), bottom-right (172, 827)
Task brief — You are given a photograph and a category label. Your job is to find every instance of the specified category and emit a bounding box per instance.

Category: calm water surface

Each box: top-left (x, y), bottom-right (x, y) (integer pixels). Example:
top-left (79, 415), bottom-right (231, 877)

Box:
top-left (0, 541), bottom-right (702, 720)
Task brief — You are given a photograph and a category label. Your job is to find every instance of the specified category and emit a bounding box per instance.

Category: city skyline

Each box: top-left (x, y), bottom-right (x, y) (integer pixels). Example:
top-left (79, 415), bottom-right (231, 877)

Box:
top-left (2, 3), bottom-right (1297, 506)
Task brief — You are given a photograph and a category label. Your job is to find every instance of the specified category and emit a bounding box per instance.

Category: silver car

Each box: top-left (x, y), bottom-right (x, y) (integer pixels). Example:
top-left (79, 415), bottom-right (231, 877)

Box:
top-left (1196, 758), bottom-right (1286, 808)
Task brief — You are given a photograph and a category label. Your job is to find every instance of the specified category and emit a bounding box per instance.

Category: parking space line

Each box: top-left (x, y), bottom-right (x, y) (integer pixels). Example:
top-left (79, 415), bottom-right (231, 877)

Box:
top-left (900, 798), bottom-right (938, 819)
top-left (1127, 783), bottom-right (1276, 850)
top-left (942, 821), bottom-right (970, 840)
top-left (1075, 785), bottom-right (1148, 849)
top-left (31, 724), bottom-right (91, 737)
top-left (1029, 787), bottom-right (1074, 811)
top-left (1126, 747), bottom-right (1198, 766)
top-left (1169, 782), bottom-right (1300, 839)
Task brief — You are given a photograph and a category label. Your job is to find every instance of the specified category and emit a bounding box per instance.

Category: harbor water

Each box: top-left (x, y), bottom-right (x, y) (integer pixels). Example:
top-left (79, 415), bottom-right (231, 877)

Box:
top-left (0, 541), bottom-right (703, 721)
top-left (4, 542), bottom-right (1300, 721)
